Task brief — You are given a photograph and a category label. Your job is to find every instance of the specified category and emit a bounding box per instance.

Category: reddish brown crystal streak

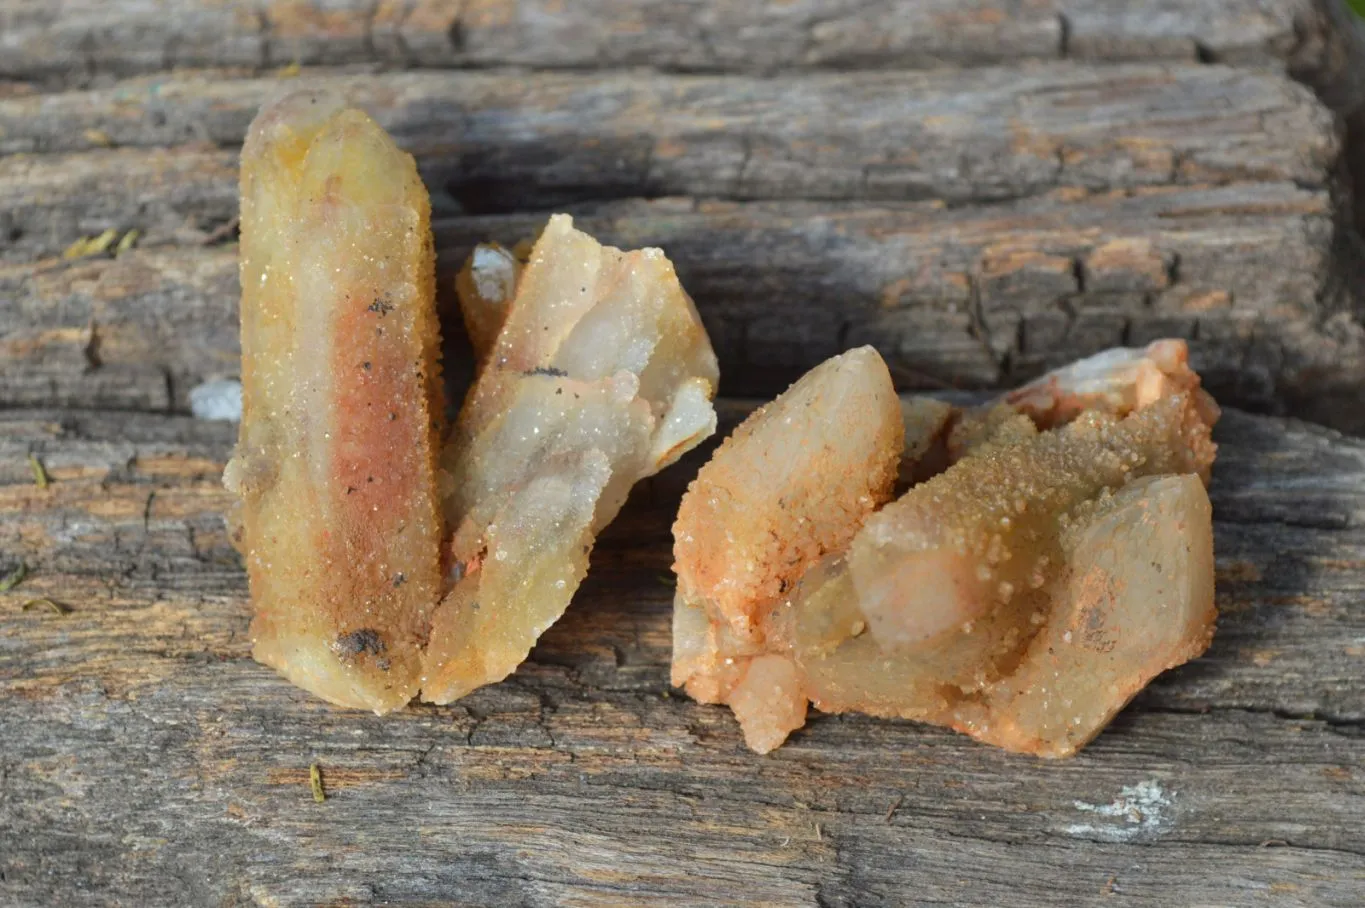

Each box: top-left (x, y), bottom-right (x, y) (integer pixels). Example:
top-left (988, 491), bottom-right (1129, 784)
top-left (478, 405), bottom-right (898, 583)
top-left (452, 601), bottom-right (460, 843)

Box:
top-left (326, 241), bottom-right (438, 647)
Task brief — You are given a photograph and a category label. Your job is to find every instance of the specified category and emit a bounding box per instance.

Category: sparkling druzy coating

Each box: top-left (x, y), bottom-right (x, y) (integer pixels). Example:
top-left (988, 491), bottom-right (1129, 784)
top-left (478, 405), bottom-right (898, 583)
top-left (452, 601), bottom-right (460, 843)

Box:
top-left (673, 341), bottom-right (1218, 756)
top-left (227, 91), bottom-right (444, 712)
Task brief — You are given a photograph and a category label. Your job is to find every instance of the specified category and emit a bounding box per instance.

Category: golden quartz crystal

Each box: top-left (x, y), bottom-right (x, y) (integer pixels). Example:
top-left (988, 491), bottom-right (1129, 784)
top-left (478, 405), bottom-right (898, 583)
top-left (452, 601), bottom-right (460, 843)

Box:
top-left (226, 92), bottom-right (445, 712)
top-left (425, 215), bottom-right (719, 703)
top-left (227, 91), bottom-right (1213, 753)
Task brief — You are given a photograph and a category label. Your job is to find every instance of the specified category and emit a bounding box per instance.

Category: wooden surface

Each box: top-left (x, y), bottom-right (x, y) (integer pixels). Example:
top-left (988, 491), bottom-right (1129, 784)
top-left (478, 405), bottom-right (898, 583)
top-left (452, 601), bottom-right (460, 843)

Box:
top-left (3, 2), bottom-right (1365, 905)
top-left (2, 58), bottom-right (1364, 427)
top-left (2, 406), bottom-right (1365, 906)
top-left (2, 0), bottom-right (1362, 94)
top-left (4, 184), bottom-right (1354, 412)
top-left (0, 0), bottom-right (1331, 76)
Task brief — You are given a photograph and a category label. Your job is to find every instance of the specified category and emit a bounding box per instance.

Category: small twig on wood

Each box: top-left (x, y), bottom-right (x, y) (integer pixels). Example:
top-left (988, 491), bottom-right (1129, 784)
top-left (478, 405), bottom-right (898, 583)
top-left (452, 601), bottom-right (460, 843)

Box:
top-left (0, 561), bottom-right (28, 592)
top-left (28, 454), bottom-right (49, 489)
top-left (885, 795), bottom-right (904, 823)
top-left (62, 228), bottom-right (119, 260)
top-left (202, 217), bottom-right (240, 246)
top-left (115, 229), bottom-right (140, 256)
top-left (310, 763), bottom-right (327, 803)
top-left (22, 598), bottom-right (71, 616)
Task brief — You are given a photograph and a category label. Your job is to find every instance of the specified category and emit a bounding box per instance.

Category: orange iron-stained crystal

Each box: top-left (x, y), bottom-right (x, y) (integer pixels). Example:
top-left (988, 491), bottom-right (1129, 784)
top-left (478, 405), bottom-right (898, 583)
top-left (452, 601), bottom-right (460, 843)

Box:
top-left (673, 341), bottom-right (1218, 756)
top-left (226, 91), bottom-right (444, 713)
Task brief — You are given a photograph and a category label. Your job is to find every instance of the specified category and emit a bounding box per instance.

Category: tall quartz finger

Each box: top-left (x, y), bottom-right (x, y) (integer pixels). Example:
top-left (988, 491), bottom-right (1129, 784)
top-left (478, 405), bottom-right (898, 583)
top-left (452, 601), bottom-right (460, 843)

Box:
top-left (225, 91), bottom-right (444, 713)
top-left (422, 215), bottom-right (719, 703)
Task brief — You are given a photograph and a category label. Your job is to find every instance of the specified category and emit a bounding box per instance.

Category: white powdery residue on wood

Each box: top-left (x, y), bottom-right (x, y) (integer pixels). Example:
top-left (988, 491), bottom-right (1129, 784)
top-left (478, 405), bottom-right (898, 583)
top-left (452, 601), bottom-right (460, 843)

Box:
top-left (1065, 780), bottom-right (1173, 842)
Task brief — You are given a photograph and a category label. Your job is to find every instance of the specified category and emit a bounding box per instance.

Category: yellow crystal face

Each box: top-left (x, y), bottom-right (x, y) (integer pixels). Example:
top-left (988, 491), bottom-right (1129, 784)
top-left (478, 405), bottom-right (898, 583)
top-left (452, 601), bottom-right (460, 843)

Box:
top-left (227, 91), bottom-right (443, 713)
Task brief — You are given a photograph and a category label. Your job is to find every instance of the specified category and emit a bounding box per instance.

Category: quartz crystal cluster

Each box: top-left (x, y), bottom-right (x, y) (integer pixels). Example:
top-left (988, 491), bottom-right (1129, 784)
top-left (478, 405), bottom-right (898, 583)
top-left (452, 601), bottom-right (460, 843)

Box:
top-left (672, 341), bottom-right (1218, 756)
top-left (227, 92), bottom-right (1218, 753)
top-left (227, 93), bottom-right (718, 711)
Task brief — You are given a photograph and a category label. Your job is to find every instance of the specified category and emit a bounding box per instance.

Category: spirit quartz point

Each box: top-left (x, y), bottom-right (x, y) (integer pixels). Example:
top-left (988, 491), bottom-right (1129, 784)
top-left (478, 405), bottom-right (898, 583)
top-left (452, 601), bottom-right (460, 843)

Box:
top-left (226, 91), bottom-right (444, 712)
top-left (423, 215), bottom-right (719, 703)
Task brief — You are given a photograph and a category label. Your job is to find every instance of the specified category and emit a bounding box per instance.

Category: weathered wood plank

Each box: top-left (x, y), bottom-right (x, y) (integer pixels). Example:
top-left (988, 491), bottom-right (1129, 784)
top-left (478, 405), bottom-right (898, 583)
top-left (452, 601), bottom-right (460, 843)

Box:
top-left (0, 406), bottom-right (1362, 906)
top-left (438, 189), bottom-right (1363, 427)
top-left (3, 64), bottom-right (1352, 425)
top-left (0, 144), bottom-right (240, 258)
top-left (0, 64), bottom-right (1338, 249)
top-left (0, 0), bottom-right (1335, 84)
top-left (6, 185), bottom-right (1363, 428)
top-left (0, 245), bottom-right (238, 412)
top-left (0, 356), bottom-right (172, 413)
top-left (3, 2), bottom-right (1363, 903)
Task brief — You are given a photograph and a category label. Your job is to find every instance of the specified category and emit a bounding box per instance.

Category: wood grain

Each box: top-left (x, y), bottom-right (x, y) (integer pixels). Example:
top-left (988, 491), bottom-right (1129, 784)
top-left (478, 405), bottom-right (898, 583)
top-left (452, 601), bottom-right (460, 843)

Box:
top-left (0, 0), bottom-right (1336, 83)
top-left (0, 63), bottom-right (1338, 234)
top-left (1, 405), bottom-right (1362, 907)
top-left (2, 61), bottom-right (1357, 428)
top-left (6, 184), bottom-right (1363, 428)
